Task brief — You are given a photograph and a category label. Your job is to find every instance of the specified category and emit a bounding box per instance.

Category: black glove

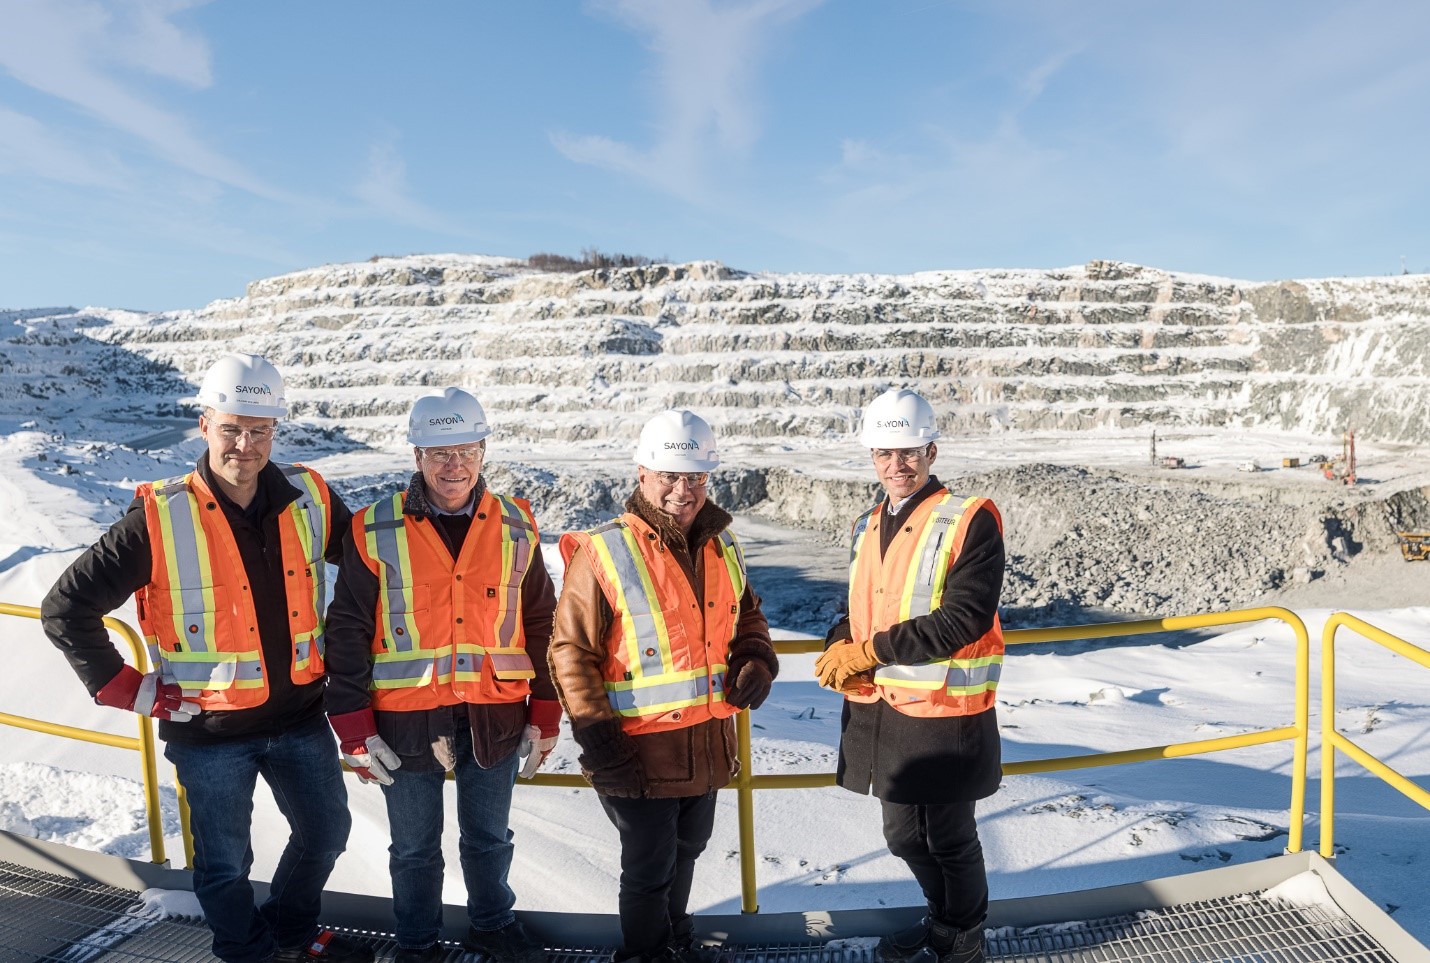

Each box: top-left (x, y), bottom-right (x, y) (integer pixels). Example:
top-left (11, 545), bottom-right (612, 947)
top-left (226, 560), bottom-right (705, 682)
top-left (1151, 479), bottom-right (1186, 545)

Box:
top-left (725, 655), bottom-right (773, 710)
top-left (573, 719), bottom-right (646, 798)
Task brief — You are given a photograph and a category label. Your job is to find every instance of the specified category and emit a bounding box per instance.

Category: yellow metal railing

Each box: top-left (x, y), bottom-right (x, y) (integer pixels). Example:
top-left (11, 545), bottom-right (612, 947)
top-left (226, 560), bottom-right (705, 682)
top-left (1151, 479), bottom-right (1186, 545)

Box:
top-left (0, 601), bottom-right (168, 865)
top-left (0, 602), bottom-right (1330, 915)
top-left (729, 606), bottom-right (1312, 913)
top-left (1319, 612), bottom-right (1430, 858)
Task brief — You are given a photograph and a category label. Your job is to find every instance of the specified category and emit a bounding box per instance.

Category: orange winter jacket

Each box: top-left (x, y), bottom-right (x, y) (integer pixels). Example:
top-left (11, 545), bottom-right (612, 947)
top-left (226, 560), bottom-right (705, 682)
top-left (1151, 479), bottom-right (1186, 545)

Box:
top-left (135, 465), bottom-right (333, 711)
top-left (847, 489), bottom-right (1005, 718)
top-left (559, 511), bottom-right (746, 735)
top-left (353, 489), bottom-right (539, 711)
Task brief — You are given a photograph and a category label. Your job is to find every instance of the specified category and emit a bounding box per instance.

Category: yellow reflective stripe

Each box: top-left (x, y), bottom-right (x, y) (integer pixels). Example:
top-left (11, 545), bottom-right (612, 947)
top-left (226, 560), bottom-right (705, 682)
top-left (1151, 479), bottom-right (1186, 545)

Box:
top-left (153, 477), bottom-right (217, 653)
top-left (365, 495), bottom-right (421, 652)
top-left (716, 531), bottom-right (747, 601)
top-left (589, 524), bottom-right (672, 679)
top-left (897, 496), bottom-right (948, 622)
top-left (604, 666), bottom-right (719, 716)
top-left (162, 648), bottom-right (263, 691)
top-left (284, 467), bottom-right (328, 632)
top-left (898, 493), bottom-right (965, 621)
top-left (371, 648), bottom-right (452, 688)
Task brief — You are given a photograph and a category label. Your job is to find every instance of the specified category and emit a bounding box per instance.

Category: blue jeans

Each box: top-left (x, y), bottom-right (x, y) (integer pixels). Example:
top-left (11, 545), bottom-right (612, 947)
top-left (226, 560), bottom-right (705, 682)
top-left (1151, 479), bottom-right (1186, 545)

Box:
top-left (380, 724), bottom-right (519, 949)
top-left (164, 718), bottom-right (352, 963)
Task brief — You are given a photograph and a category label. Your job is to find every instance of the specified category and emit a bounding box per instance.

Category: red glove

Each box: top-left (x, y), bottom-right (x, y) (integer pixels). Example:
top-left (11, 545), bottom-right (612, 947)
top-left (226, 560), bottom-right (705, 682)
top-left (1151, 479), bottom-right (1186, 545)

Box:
top-left (519, 699), bottom-right (563, 779)
top-left (95, 665), bottom-right (199, 722)
top-left (329, 708), bottom-right (401, 786)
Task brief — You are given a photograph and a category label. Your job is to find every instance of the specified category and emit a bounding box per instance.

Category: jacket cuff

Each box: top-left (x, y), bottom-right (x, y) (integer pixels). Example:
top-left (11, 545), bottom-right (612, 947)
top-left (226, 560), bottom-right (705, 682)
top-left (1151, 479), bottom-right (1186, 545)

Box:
top-left (728, 636), bottom-right (780, 680)
top-left (572, 718), bottom-right (637, 770)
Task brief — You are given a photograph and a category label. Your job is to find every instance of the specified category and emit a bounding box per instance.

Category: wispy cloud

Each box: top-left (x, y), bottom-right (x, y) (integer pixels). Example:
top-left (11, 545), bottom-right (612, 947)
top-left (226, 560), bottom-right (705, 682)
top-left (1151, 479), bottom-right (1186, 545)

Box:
top-left (0, 0), bottom-right (284, 198)
top-left (553, 0), bottom-right (825, 199)
top-left (354, 134), bottom-right (471, 235)
top-left (0, 105), bottom-right (124, 187)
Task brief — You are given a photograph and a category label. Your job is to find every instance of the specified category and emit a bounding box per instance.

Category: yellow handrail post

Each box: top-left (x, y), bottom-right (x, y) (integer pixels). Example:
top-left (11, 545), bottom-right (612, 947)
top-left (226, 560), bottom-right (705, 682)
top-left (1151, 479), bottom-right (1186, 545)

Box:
top-left (735, 708), bottom-right (759, 914)
top-left (0, 602), bottom-right (169, 865)
top-left (1319, 613), bottom-right (1430, 860)
top-left (1321, 618), bottom-right (1339, 859)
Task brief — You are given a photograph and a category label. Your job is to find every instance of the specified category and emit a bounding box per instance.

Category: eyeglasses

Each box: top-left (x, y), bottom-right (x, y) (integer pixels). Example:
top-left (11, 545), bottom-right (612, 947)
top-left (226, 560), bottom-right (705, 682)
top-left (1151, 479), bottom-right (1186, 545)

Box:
top-left (651, 471), bottom-right (709, 487)
top-left (872, 446), bottom-right (930, 464)
top-left (214, 424), bottom-right (277, 443)
top-left (421, 446), bottom-right (484, 465)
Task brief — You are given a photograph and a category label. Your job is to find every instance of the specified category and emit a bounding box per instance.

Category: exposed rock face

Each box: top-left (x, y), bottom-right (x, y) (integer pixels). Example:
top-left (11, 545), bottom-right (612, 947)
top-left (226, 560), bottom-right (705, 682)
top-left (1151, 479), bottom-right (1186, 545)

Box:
top-left (77, 256), bottom-right (1430, 448)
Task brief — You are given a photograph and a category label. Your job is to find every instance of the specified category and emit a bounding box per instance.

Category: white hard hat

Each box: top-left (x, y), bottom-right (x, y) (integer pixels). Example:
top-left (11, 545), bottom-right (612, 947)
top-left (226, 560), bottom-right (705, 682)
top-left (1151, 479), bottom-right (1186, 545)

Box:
top-left (859, 388), bottom-right (941, 448)
top-left (407, 387), bottom-right (491, 447)
top-left (197, 353), bottom-right (288, 418)
top-left (634, 409), bottom-right (720, 472)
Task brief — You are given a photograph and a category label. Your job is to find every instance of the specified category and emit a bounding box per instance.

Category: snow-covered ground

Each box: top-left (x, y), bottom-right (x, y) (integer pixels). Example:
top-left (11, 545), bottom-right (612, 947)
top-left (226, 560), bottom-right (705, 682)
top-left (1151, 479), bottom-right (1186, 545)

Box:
top-left (0, 426), bottom-right (1426, 945)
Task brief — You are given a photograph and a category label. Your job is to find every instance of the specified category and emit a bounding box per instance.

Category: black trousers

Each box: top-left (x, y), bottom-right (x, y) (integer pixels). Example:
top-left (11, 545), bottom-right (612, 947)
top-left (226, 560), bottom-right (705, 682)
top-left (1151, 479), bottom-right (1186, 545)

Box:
top-left (599, 792), bottom-right (719, 959)
top-left (881, 799), bottom-right (988, 931)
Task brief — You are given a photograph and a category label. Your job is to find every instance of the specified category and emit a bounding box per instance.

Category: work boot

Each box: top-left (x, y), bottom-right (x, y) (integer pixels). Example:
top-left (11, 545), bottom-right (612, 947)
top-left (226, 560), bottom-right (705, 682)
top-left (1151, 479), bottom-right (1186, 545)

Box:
top-left (927, 920), bottom-right (985, 963)
top-left (393, 943), bottom-right (447, 963)
top-left (269, 930), bottom-right (375, 962)
top-left (876, 908), bottom-right (934, 963)
top-left (461, 920), bottom-right (546, 963)
top-left (668, 934), bottom-right (728, 963)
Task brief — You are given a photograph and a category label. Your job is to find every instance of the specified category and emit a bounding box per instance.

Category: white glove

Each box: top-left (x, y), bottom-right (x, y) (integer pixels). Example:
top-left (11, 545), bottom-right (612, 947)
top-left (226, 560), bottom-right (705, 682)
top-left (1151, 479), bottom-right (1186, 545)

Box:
top-left (132, 671), bottom-right (201, 722)
top-left (517, 724), bottom-right (558, 779)
top-left (341, 735), bottom-right (401, 786)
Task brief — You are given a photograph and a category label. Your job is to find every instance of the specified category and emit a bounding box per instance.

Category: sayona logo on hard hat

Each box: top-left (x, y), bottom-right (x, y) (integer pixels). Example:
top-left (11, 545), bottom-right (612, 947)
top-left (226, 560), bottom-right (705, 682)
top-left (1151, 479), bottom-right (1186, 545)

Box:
top-left (429, 414), bottom-right (466, 426)
top-left (234, 384), bottom-right (273, 396)
top-left (876, 418), bottom-right (911, 428)
top-left (663, 438), bottom-right (701, 451)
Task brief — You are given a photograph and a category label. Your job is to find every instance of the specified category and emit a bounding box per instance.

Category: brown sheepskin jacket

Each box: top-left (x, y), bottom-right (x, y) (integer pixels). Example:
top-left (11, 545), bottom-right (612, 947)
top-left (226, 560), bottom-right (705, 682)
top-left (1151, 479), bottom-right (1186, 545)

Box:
top-left (548, 489), bottom-right (777, 798)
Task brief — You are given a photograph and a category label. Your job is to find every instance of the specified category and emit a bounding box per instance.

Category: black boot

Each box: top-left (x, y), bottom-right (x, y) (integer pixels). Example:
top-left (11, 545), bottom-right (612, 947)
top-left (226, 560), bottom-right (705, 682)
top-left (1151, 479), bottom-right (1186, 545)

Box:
top-left (927, 919), bottom-right (985, 963)
top-left (876, 906), bottom-right (935, 963)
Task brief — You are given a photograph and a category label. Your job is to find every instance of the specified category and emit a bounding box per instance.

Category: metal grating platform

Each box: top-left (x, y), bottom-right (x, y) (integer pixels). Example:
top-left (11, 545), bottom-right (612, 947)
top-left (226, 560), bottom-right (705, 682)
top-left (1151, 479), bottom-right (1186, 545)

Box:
top-left (0, 858), bottom-right (1402, 963)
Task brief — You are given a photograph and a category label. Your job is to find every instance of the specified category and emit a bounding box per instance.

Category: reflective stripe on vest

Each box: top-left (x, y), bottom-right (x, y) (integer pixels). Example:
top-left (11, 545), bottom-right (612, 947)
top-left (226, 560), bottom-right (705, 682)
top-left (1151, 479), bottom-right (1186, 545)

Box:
top-left (363, 493), bottom-right (536, 691)
top-left (460, 494), bottom-right (537, 685)
top-left (850, 491), bottom-right (1005, 712)
top-left (582, 521), bottom-right (745, 718)
top-left (144, 467), bottom-right (329, 695)
top-left (282, 465), bottom-right (330, 670)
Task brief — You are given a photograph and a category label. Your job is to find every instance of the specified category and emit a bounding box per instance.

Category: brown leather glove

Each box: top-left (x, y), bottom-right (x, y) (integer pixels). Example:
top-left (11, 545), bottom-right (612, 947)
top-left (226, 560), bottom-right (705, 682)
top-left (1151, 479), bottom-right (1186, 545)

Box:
top-left (572, 718), bottom-right (647, 798)
top-left (726, 655), bottom-right (773, 710)
top-left (814, 638), bottom-right (879, 690)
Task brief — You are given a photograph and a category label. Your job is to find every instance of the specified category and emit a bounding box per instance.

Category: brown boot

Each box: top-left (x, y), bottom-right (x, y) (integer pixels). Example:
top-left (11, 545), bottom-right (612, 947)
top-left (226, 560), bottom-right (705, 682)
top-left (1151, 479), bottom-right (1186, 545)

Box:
top-left (927, 920), bottom-right (985, 963)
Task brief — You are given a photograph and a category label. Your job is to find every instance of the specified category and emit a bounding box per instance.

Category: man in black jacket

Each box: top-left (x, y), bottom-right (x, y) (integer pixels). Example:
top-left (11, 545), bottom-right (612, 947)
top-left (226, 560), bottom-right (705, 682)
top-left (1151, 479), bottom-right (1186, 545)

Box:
top-left (323, 387), bottom-right (557, 963)
top-left (815, 388), bottom-right (1006, 963)
top-left (41, 354), bottom-right (369, 963)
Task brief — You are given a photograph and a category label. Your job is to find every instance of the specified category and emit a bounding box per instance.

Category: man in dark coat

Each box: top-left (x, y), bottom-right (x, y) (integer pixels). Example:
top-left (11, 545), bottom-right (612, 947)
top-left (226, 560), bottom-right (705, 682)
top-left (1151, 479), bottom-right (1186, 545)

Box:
top-left (41, 353), bottom-right (370, 963)
top-left (816, 388), bottom-right (1006, 963)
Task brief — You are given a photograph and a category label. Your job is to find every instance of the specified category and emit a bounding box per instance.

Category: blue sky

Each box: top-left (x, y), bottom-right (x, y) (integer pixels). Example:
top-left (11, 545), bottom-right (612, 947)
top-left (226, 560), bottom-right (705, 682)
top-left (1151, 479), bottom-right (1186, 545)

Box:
top-left (1, 0), bottom-right (1427, 310)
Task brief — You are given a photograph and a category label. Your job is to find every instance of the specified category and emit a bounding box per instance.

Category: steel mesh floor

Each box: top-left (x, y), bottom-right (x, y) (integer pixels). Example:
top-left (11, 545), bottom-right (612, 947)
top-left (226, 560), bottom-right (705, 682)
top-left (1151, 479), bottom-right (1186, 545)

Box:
top-left (0, 859), bottom-right (1400, 963)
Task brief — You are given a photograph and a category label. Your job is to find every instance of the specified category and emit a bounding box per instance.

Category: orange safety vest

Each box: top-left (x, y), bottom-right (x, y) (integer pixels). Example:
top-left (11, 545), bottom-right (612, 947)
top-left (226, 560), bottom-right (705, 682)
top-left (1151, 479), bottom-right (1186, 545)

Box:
top-left (846, 490), bottom-right (1004, 718)
top-left (560, 513), bottom-right (747, 736)
top-left (135, 465), bottom-right (333, 711)
top-left (355, 489), bottom-right (538, 711)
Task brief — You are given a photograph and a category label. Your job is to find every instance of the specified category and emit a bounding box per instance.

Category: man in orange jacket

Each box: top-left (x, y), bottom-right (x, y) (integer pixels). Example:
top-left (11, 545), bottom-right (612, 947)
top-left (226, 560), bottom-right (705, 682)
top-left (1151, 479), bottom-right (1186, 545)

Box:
top-left (323, 387), bottom-right (558, 963)
top-left (549, 409), bottom-right (779, 963)
top-left (43, 353), bottom-right (369, 963)
top-left (815, 388), bottom-right (1006, 963)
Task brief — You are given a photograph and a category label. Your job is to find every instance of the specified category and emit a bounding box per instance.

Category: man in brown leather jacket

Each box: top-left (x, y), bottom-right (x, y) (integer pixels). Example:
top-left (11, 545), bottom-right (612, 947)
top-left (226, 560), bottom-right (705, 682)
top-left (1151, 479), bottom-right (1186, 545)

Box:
top-left (548, 410), bottom-right (778, 963)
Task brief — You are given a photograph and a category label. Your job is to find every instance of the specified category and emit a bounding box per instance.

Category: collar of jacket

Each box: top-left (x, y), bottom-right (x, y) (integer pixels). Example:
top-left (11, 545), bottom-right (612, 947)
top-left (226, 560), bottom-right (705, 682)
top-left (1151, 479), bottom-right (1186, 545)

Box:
top-left (195, 455), bottom-right (302, 521)
top-left (624, 487), bottom-right (732, 559)
top-left (402, 471), bottom-right (487, 519)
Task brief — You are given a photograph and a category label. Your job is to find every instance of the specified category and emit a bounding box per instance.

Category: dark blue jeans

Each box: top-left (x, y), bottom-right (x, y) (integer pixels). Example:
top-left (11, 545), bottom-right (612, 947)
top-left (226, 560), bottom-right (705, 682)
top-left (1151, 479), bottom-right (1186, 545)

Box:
top-left (379, 724), bottom-right (520, 949)
top-left (164, 718), bottom-right (352, 963)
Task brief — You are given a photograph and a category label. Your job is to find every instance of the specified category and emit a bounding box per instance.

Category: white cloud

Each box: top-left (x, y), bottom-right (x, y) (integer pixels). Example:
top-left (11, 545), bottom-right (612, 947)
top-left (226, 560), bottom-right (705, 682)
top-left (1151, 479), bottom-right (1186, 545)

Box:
top-left (0, 105), bottom-right (124, 187)
top-left (354, 135), bottom-right (470, 236)
top-left (553, 0), bottom-right (826, 198)
top-left (0, 0), bottom-right (281, 198)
